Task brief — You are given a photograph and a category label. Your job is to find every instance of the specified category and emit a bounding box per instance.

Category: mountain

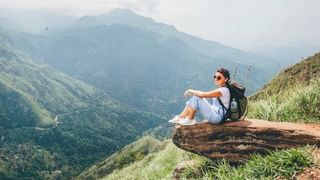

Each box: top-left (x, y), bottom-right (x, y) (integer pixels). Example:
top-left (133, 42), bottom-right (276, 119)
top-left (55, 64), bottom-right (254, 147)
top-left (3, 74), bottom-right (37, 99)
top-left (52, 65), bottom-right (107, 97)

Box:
top-left (0, 8), bottom-right (77, 33)
top-left (0, 17), bottom-right (22, 32)
top-left (249, 52), bottom-right (320, 122)
top-left (75, 9), bottom-right (279, 67)
top-left (0, 41), bottom-right (163, 179)
top-left (4, 9), bottom-right (277, 118)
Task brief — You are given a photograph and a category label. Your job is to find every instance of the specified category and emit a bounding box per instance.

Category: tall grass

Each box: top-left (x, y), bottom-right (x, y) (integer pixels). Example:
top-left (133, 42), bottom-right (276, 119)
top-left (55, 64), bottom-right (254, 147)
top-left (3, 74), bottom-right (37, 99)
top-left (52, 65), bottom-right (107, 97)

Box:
top-left (100, 141), bottom-right (317, 180)
top-left (103, 142), bottom-right (190, 180)
top-left (248, 79), bottom-right (320, 122)
top-left (182, 147), bottom-right (316, 180)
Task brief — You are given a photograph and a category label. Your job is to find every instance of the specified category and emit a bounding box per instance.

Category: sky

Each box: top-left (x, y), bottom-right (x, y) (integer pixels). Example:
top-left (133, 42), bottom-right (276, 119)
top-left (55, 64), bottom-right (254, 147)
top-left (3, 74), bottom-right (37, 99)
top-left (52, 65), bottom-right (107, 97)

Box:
top-left (0, 0), bottom-right (319, 51)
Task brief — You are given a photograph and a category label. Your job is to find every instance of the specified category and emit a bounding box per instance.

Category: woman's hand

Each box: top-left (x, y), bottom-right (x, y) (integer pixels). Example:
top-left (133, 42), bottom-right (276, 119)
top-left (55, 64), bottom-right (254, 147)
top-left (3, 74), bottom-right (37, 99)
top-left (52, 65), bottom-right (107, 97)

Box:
top-left (184, 89), bottom-right (195, 97)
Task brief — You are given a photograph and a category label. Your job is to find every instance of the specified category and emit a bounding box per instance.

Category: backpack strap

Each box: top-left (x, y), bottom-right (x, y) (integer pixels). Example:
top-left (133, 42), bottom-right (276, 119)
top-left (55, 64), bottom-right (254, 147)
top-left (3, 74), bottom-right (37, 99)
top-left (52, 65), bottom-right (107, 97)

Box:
top-left (218, 84), bottom-right (232, 123)
top-left (217, 97), bottom-right (228, 123)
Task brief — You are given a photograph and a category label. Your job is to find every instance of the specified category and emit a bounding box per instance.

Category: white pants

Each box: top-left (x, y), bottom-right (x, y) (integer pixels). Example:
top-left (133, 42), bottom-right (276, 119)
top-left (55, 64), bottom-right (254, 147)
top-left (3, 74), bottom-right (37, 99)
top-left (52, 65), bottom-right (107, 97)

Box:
top-left (185, 96), bottom-right (224, 124)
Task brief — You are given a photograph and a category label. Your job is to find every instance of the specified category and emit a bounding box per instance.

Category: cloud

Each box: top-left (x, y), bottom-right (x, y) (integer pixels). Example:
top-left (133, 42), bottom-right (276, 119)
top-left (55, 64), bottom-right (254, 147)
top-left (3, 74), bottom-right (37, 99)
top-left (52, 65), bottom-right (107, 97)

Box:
top-left (114, 0), bottom-right (159, 14)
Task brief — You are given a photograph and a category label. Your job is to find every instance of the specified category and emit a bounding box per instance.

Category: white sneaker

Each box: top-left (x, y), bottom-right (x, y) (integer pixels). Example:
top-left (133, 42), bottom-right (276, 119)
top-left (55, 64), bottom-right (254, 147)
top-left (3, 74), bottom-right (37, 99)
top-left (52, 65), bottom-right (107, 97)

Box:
top-left (179, 118), bottom-right (196, 126)
top-left (168, 115), bottom-right (183, 124)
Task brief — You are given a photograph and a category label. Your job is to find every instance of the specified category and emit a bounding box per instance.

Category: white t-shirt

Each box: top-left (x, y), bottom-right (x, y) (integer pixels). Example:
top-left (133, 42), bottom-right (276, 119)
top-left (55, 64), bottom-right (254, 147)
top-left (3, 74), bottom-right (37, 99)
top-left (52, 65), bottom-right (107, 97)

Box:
top-left (217, 87), bottom-right (230, 109)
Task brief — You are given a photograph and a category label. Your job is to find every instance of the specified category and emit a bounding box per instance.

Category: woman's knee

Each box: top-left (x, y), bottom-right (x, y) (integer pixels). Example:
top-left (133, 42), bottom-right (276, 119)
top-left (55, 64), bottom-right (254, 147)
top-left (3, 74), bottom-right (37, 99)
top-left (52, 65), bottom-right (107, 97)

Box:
top-left (191, 95), bottom-right (201, 101)
top-left (208, 114), bottom-right (223, 124)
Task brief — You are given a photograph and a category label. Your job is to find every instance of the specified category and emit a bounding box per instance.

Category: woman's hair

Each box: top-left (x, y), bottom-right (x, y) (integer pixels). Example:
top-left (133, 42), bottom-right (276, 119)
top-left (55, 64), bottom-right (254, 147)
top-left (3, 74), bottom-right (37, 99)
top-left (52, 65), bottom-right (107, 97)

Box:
top-left (216, 68), bottom-right (230, 80)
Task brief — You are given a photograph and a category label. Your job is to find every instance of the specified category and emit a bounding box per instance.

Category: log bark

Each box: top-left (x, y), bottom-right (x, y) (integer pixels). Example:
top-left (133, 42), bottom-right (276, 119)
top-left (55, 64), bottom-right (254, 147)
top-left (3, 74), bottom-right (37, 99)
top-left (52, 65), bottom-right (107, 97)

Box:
top-left (172, 119), bottom-right (320, 162)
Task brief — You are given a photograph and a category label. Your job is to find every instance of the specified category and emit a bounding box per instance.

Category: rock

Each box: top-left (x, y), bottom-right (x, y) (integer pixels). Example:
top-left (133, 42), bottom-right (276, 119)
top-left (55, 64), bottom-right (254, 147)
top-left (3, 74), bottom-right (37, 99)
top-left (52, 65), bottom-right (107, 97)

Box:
top-left (172, 160), bottom-right (199, 180)
top-left (172, 119), bottom-right (320, 162)
top-left (296, 167), bottom-right (320, 180)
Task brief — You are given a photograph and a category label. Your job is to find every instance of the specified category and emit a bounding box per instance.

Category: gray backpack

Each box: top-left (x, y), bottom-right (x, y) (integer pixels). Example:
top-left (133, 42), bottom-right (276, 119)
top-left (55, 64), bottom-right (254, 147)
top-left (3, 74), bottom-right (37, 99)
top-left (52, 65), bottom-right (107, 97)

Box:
top-left (218, 81), bottom-right (248, 123)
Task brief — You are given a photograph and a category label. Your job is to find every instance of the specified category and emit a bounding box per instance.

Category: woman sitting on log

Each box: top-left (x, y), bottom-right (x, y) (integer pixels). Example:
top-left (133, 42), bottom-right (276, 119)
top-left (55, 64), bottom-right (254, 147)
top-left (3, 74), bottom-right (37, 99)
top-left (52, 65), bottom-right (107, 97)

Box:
top-left (169, 68), bottom-right (230, 125)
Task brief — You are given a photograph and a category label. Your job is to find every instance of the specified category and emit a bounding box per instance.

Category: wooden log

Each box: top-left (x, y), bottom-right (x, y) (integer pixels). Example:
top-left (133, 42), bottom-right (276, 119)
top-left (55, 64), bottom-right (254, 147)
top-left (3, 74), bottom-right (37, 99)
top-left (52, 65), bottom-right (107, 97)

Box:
top-left (172, 119), bottom-right (320, 162)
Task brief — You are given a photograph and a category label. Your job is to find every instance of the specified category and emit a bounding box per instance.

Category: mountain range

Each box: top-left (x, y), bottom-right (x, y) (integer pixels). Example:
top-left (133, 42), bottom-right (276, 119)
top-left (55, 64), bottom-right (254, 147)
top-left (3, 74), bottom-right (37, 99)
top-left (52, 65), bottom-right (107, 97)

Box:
top-left (3, 9), bottom-right (279, 118)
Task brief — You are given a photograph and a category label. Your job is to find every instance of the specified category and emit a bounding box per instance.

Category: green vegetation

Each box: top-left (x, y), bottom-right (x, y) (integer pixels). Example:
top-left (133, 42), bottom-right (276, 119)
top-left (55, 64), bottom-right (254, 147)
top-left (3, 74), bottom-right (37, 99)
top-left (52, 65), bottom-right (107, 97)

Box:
top-left (248, 52), bottom-right (320, 122)
top-left (248, 79), bottom-right (320, 122)
top-left (83, 137), bottom-right (317, 180)
top-left (101, 141), bottom-right (189, 180)
top-left (0, 143), bottom-right (63, 180)
top-left (182, 147), bottom-right (316, 180)
top-left (77, 136), bottom-right (165, 180)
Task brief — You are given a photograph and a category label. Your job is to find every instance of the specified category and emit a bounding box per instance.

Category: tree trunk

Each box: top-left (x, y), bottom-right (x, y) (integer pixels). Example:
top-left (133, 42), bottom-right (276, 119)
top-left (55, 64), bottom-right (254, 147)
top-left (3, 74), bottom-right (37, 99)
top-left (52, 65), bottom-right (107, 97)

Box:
top-left (172, 119), bottom-right (320, 162)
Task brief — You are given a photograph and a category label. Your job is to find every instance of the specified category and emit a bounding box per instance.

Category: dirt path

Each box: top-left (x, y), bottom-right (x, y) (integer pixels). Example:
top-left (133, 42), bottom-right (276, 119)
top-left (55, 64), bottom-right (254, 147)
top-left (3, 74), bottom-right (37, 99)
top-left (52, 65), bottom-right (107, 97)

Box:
top-left (295, 149), bottom-right (320, 180)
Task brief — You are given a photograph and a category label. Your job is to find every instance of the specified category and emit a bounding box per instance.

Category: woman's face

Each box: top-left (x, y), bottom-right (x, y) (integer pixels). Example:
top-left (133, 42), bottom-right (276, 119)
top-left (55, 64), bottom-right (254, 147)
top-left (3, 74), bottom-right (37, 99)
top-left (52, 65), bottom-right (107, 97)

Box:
top-left (213, 72), bottom-right (228, 87)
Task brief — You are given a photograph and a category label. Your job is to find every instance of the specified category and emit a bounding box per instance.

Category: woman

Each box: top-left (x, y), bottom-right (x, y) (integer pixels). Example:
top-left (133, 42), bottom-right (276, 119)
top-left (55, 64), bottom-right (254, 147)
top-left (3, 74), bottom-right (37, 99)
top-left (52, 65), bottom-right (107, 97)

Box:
top-left (169, 68), bottom-right (230, 125)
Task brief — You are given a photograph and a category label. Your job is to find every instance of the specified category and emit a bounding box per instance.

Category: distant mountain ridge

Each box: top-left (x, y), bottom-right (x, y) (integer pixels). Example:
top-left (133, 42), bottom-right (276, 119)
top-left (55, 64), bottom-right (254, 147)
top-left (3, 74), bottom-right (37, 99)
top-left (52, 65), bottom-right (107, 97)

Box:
top-left (75, 8), bottom-right (272, 66)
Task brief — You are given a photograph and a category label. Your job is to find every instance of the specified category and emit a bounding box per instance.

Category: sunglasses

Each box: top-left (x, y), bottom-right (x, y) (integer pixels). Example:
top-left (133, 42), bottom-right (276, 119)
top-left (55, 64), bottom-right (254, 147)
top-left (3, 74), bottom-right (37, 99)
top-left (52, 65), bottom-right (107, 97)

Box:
top-left (213, 75), bottom-right (222, 80)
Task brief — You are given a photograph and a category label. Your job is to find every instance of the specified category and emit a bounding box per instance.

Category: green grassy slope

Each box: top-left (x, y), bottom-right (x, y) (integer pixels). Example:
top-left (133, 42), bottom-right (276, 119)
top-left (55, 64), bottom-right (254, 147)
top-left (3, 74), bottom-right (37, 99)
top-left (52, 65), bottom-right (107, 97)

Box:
top-left (88, 138), bottom-right (190, 180)
top-left (77, 136), bottom-right (164, 180)
top-left (249, 52), bottom-right (320, 122)
top-left (79, 137), bottom-right (317, 180)
top-left (0, 43), bottom-right (53, 128)
top-left (0, 42), bottom-right (164, 179)
top-left (251, 52), bottom-right (320, 99)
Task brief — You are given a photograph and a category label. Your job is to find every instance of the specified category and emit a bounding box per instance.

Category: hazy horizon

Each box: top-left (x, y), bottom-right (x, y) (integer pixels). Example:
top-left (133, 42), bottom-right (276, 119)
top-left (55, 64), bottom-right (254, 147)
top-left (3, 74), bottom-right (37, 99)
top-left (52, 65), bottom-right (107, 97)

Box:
top-left (0, 0), bottom-right (319, 56)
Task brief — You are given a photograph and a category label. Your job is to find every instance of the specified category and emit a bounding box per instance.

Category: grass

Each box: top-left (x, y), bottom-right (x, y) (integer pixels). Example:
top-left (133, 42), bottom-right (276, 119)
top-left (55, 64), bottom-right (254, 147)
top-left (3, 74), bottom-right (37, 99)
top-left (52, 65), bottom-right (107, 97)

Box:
top-left (248, 52), bottom-right (320, 122)
top-left (250, 52), bottom-right (320, 100)
top-left (94, 140), bottom-right (317, 180)
top-left (77, 136), bottom-right (163, 180)
top-left (182, 146), bottom-right (316, 180)
top-left (248, 78), bottom-right (320, 122)
top-left (102, 141), bottom-right (190, 180)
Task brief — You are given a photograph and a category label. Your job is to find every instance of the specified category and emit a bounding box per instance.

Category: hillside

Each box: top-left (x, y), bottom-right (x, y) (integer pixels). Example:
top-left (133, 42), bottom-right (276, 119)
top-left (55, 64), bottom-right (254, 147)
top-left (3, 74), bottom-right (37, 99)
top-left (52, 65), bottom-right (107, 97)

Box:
top-left (249, 52), bottom-right (320, 122)
top-left (79, 135), bottom-right (318, 180)
top-left (0, 42), bottom-right (164, 179)
top-left (77, 136), bottom-right (165, 180)
top-left (78, 136), bottom-right (190, 180)
top-left (251, 52), bottom-right (320, 99)
top-left (0, 42), bottom-right (54, 128)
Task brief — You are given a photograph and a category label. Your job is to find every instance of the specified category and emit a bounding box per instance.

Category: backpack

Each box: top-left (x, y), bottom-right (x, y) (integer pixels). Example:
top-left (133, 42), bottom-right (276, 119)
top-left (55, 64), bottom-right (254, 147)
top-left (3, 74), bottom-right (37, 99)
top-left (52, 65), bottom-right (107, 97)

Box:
top-left (218, 81), bottom-right (248, 123)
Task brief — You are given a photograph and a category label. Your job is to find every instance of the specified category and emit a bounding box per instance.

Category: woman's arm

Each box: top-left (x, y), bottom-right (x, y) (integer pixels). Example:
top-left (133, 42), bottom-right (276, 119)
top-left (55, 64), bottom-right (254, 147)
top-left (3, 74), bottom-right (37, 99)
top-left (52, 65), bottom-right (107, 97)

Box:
top-left (185, 89), bottom-right (222, 98)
